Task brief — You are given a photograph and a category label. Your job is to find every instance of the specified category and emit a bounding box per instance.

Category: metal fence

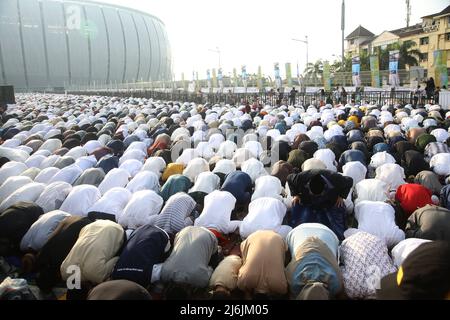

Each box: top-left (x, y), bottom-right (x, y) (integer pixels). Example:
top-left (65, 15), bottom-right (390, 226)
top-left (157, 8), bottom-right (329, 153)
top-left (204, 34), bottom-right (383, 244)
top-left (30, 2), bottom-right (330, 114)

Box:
top-left (65, 88), bottom-right (437, 106)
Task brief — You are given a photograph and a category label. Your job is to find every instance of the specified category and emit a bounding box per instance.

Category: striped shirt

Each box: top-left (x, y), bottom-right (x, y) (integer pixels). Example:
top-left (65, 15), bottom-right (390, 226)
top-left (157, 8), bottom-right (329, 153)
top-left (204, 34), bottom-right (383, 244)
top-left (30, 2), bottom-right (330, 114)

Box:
top-left (154, 192), bottom-right (196, 234)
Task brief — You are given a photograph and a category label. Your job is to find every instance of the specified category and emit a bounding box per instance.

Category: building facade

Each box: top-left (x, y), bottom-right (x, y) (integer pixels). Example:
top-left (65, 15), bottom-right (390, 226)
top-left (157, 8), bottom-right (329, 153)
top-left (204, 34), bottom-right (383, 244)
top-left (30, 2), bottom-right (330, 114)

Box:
top-left (345, 5), bottom-right (450, 81)
top-left (0, 0), bottom-right (172, 91)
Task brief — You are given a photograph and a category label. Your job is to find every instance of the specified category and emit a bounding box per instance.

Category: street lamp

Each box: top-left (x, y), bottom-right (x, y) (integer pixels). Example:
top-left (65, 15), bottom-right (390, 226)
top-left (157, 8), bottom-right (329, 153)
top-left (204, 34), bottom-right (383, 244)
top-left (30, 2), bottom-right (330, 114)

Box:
top-left (292, 36), bottom-right (309, 67)
top-left (208, 47), bottom-right (221, 69)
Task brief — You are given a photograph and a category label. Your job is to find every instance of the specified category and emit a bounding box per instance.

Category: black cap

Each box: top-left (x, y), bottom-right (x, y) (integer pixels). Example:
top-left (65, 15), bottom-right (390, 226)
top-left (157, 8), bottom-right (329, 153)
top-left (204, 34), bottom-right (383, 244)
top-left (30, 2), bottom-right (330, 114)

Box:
top-left (377, 241), bottom-right (450, 300)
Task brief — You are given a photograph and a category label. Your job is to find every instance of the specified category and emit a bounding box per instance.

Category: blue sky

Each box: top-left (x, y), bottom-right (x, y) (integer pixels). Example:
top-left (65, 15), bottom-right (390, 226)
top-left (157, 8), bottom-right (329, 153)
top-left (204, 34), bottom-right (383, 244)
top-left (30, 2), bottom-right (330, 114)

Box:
top-left (94, 0), bottom-right (448, 79)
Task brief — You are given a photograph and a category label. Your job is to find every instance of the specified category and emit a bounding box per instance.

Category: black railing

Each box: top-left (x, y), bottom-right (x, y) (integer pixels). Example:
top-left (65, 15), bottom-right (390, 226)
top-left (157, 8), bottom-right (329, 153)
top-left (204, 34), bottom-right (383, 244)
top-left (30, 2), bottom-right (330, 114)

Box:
top-left (65, 89), bottom-right (437, 107)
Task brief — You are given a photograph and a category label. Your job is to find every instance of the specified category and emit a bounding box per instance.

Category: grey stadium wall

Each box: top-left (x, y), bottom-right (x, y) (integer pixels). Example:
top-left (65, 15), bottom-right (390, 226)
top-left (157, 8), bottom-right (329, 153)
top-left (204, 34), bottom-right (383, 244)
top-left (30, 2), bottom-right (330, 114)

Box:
top-left (0, 0), bottom-right (172, 91)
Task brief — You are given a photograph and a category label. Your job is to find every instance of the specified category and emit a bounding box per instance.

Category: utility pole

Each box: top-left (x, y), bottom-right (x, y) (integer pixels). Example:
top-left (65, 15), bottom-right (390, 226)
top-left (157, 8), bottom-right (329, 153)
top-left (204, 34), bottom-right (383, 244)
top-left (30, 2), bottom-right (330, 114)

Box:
top-left (341, 0), bottom-right (345, 67)
top-left (292, 36), bottom-right (309, 68)
top-left (406, 0), bottom-right (411, 27)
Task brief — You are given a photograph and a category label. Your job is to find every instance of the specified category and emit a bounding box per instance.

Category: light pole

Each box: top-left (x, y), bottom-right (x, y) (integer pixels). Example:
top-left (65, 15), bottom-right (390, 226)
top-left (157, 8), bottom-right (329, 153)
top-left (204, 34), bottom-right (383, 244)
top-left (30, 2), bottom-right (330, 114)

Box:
top-left (208, 47), bottom-right (221, 69)
top-left (292, 36), bottom-right (309, 68)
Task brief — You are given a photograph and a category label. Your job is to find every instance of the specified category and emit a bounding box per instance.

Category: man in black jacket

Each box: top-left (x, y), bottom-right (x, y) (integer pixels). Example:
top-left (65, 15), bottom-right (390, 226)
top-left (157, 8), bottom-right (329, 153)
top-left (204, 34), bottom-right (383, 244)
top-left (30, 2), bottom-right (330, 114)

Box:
top-left (287, 169), bottom-right (353, 241)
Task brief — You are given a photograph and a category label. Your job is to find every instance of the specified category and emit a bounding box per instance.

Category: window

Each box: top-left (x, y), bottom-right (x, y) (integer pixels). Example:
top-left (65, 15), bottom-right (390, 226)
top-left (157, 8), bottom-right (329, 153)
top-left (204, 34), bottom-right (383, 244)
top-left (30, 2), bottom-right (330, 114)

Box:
top-left (420, 37), bottom-right (429, 45)
top-left (420, 52), bottom-right (428, 62)
top-left (446, 33), bottom-right (450, 41)
top-left (350, 39), bottom-right (355, 45)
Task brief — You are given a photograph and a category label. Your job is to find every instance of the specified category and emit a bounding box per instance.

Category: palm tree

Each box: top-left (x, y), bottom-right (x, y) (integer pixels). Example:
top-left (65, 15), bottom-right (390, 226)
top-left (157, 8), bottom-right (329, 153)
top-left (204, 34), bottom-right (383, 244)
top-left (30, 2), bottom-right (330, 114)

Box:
top-left (397, 40), bottom-right (421, 69)
top-left (331, 55), bottom-right (352, 73)
top-left (375, 40), bottom-right (420, 70)
top-left (303, 60), bottom-right (323, 87)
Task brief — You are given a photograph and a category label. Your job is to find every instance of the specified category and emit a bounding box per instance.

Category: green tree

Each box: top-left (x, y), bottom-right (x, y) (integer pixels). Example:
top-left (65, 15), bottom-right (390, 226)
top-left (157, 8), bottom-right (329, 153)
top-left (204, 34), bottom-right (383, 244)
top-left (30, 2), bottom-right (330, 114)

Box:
top-left (303, 60), bottom-right (323, 86)
top-left (374, 40), bottom-right (420, 70)
top-left (397, 40), bottom-right (420, 69)
top-left (331, 55), bottom-right (352, 73)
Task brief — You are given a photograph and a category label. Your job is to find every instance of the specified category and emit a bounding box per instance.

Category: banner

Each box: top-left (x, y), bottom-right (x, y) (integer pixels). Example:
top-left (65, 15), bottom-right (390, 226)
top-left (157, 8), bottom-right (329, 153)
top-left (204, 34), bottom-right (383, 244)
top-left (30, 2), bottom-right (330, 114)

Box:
top-left (218, 68), bottom-right (224, 91)
top-left (257, 66), bottom-right (263, 90)
top-left (274, 62), bottom-right (282, 88)
top-left (352, 55), bottom-right (361, 87)
top-left (212, 68), bottom-right (218, 88)
top-left (233, 68), bottom-right (238, 87)
top-left (181, 72), bottom-right (187, 91)
top-left (369, 55), bottom-right (381, 87)
top-left (241, 65), bottom-right (247, 88)
top-left (434, 50), bottom-right (448, 88)
top-left (323, 61), bottom-right (331, 91)
top-left (285, 63), bottom-right (293, 87)
top-left (389, 50), bottom-right (400, 87)
top-left (206, 69), bottom-right (212, 90)
top-left (195, 71), bottom-right (199, 90)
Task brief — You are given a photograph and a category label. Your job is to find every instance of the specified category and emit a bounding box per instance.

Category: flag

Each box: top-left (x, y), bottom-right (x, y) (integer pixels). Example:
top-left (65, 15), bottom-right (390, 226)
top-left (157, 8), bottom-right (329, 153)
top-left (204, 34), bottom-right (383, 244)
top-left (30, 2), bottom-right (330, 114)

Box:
top-left (352, 55), bottom-right (361, 87)
top-left (434, 50), bottom-right (448, 88)
top-left (389, 50), bottom-right (400, 87)
top-left (323, 61), bottom-right (332, 91)
top-left (285, 63), bottom-right (292, 87)
top-left (370, 55), bottom-right (380, 87)
top-left (212, 68), bottom-right (218, 88)
top-left (257, 65), bottom-right (263, 90)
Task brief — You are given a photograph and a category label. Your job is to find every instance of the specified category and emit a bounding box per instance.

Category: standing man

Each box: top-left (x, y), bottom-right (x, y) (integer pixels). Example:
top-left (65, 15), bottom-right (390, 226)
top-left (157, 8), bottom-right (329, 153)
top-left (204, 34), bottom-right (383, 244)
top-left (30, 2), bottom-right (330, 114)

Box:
top-left (289, 87), bottom-right (298, 106)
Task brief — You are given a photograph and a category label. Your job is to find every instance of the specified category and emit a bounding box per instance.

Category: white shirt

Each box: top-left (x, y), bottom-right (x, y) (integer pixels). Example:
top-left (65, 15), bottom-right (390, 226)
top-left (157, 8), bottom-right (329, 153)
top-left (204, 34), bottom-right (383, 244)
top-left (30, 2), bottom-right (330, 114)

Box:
top-left (301, 158), bottom-right (327, 171)
top-left (65, 146), bottom-right (87, 160)
top-left (375, 163), bottom-right (406, 191)
top-left (83, 140), bottom-right (102, 154)
top-left (60, 185), bottom-right (101, 216)
top-left (354, 179), bottom-right (389, 204)
top-left (75, 155), bottom-right (97, 171)
top-left (88, 187), bottom-right (132, 217)
top-left (194, 190), bottom-right (241, 234)
top-left (369, 152), bottom-right (396, 169)
top-left (0, 161), bottom-right (28, 185)
top-left (313, 149), bottom-right (337, 172)
top-left (208, 133), bottom-right (225, 151)
top-left (251, 175), bottom-right (283, 202)
top-left (119, 159), bottom-right (143, 178)
top-left (241, 158), bottom-right (266, 183)
top-left (0, 182), bottom-right (46, 211)
top-left (212, 159), bottom-right (236, 175)
top-left (391, 238), bottom-right (432, 267)
top-left (183, 158), bottom-right (209, 183)
top-left (48, 165), bottom-right (83, 185)
top-left (353, 200), bottom-right (405, 248)
top-left (119, 149), bottom-right (146, 166)
top-left (342, 161), bottom-right (367, 187)
top-left (36, 181), bottom-right (73, 213)
top-left (195, 142), bottom-right (215, 160)
top-left (430, 153), bottom-right (450, 176)
top-left (126, 171), bottom-right (160, 193)
top-left (142, 157), bottom-right (166, 178)
top-left (189, 171), bottom-right (220, 194)
top-left (216, 141), bottom-right (237, 159)
top-left (244, 141), bottom-right (263, 159)
top-left (239, 197), bottom-right (291, 239)
top-left (118, 190), bottom-right (164, 229)
top-left (98, 168), bottom-right (130, 195)
top-left (0, 176), bottom-right (32, 203)
top-left (176, 148), bottom-right (196, 166)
